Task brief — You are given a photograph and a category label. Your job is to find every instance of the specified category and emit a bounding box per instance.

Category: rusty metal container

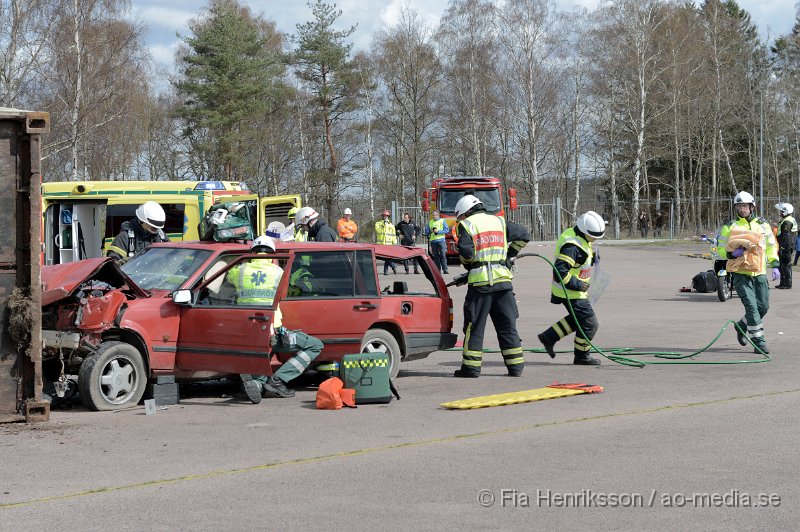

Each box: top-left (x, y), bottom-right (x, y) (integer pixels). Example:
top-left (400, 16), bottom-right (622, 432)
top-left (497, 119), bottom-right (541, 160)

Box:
top-left (0, 108), bottom-right (49, 423)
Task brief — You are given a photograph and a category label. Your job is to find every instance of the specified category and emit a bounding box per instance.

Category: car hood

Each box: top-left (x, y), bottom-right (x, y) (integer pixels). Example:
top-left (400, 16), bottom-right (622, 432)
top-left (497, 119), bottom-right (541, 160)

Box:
top-left (41, 257), bottom-right (149, 307)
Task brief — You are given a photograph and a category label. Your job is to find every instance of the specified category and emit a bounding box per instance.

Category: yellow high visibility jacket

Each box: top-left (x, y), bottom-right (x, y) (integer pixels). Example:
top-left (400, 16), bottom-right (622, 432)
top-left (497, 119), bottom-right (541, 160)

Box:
top-left (375, 219), bottom-right (398, 245)
top-left (551, 228), bottom-right (593, 300)
top-left (458, 212), bottom-right (512, 287)
top-left (428, 218), bottom-right (448, 243)
top-left (718, 216), bottom-right (779, 276)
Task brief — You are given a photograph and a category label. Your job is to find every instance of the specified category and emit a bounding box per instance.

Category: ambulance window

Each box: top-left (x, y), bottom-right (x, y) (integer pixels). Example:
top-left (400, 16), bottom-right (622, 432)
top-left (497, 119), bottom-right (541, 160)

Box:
top-left (105, 203), bottom-right (186, 238)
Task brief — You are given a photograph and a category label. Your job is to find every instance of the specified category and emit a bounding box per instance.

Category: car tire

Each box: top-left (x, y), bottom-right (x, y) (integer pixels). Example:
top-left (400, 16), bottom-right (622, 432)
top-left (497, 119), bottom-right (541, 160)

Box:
top-left (361, 328), bottom-right (402, 379)
top-left (79, 341), bottom-right (147, 411)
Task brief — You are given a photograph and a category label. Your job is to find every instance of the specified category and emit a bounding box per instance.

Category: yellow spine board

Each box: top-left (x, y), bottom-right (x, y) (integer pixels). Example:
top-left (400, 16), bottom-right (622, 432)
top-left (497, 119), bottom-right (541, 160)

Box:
top-left (440, 387), bottom-right (587, 410)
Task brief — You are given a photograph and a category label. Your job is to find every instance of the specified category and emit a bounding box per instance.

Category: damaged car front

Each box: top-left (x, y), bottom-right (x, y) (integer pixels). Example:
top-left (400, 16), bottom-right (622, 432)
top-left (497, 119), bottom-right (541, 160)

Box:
top-left (40, 246), bottom-right (215, 411)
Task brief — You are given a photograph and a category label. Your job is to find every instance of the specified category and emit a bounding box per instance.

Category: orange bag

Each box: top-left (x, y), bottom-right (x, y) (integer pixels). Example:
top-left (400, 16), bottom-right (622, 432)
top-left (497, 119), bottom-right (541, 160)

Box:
top-left (316, 377), bottom-right (356, 410)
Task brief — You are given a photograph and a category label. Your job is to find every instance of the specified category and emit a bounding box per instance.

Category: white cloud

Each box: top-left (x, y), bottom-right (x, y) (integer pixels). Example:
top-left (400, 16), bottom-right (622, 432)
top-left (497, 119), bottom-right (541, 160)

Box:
top-left (132, 5), bottom-right (196, 36)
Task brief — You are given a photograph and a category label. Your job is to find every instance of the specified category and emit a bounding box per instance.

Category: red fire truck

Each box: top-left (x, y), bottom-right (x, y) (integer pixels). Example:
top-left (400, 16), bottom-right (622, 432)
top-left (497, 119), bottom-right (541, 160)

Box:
top-left (421, 176), bottom-right (517, 258)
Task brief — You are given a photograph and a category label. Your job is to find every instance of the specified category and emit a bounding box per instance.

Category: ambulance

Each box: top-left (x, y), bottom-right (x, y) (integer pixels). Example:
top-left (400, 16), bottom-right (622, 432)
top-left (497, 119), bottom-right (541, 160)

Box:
top-left (41, 180), bottom-right (300, 265)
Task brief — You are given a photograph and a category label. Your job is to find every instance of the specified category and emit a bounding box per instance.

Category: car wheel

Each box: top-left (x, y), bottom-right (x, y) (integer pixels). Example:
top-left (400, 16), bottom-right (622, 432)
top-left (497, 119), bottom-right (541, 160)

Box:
top-left (79, 341), bottom-right (147, 411)
top-left (361, 328), bottom-right (402, 379)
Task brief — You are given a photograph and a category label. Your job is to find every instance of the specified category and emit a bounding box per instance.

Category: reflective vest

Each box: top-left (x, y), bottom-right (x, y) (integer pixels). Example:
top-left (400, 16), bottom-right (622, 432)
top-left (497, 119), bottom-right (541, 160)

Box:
top-left (227, 260), bottom-right (283, 305)
top-left (551, 228), bottom-right (592, 300)
top-left (295, 227), bottom-right (308, 242)
top-left (779, 215), bottom-right (798, 235)
top-left (718, 216), bottom-right (779, 276)
top-left (375, 220), bottom-right (397, 245)
top-left (428, 218), bottom-right (448, 243)
top-left (458, 212), bottom-right (511, 287)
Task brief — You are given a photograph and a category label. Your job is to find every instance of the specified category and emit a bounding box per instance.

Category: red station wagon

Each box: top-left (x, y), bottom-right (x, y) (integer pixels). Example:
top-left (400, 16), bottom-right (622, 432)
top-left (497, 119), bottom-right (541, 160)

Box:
top-left (41, 241), bottom-right (458, 411)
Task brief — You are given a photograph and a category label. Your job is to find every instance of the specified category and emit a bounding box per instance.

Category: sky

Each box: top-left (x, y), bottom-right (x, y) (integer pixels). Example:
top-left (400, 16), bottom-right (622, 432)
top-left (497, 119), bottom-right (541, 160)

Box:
top-left (133, 0), bottom-right (799, 75)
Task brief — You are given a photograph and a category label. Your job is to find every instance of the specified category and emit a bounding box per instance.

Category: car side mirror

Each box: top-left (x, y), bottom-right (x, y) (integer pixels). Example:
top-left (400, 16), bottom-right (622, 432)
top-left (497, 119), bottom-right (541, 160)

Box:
top-left (172, 289), bottom-right (192, 305)
top-left (393, 281), bottom-right (407, 295)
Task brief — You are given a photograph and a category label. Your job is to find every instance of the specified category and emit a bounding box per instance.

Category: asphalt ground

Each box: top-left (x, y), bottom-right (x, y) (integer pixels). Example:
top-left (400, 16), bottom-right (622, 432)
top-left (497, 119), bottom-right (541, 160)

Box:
top-left (2, 240), bottom-right (799, 530)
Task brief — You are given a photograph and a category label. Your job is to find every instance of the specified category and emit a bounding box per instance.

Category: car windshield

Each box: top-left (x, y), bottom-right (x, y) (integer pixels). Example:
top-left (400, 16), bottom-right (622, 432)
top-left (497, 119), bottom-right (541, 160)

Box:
top-left (122, 247), bottom-right (212, 291)
top-left (438, 188), bottom-right (502, 214)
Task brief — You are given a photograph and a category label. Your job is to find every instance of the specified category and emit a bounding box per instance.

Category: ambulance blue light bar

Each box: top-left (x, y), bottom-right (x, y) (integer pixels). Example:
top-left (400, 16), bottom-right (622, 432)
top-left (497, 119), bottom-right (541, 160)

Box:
top-left (194, 181), bottom-right (226, 190)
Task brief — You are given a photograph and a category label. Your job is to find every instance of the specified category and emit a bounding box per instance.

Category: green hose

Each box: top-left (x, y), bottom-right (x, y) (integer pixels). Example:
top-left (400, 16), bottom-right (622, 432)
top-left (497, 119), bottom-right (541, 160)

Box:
top-left (449, 252), bottom-right (771, 367)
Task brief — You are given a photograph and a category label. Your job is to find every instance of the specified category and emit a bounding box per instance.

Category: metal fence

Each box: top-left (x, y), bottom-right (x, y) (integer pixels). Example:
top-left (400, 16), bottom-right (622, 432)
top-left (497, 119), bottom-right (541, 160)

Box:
top-left (350, 195), bottom-right (788, 243)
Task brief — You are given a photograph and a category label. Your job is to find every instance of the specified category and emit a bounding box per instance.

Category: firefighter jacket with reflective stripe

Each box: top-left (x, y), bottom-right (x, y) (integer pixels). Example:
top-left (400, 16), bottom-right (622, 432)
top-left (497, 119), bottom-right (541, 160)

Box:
top-left (427, 218), bottom-right (449, 242)
top-left (778, 215), bottom-right (798, 235)
top-left (457, 213), bottom-right (512, 287)
top-left (718, 216), bottom-right (779, 276)
top-left (375, 219), bottom-right (398, 245)
top-left (294, 227), bottom-right (308, 242)
top-left (106, 219), bottom-right (169, 260)
top-left (551, 227), bottom-right (593, 301)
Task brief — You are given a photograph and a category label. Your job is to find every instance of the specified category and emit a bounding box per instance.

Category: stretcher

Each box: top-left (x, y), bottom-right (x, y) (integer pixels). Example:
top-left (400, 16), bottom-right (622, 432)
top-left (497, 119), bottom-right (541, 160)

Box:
top-left (440, 382), bottom-right (603, 410)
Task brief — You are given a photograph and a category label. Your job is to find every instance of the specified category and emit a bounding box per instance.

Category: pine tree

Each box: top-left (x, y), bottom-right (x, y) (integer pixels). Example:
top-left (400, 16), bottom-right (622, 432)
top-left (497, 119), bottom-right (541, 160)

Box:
top-left (175, 0), bottom-right (285, 180)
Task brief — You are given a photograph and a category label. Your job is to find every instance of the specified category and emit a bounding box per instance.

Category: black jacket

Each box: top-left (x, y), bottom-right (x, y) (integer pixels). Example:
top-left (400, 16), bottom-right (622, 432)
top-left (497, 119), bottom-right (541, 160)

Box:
top-left (107, 219), bottom-right (169, 261)
top-left (395, 220), bottom-right (420, 245)
top-left (308, 219), bottom-right (338, 242)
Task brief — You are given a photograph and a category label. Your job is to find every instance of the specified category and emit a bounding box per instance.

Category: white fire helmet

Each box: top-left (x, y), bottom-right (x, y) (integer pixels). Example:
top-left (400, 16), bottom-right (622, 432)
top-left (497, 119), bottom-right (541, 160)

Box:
top-left (251, 235), bottom-right (276, 253)
top-left (454, 195), bottom-right (483, 217)
top-left (733, 191), bottom-right (755, 206)
top-left (775, 202), bottom-right (794, 217)
top-left (576, 211), bottom-right (605, 239)
top-left (136, 201), bottom-right (166, 229)
top-left (295, 206), bottom-right (319, 225)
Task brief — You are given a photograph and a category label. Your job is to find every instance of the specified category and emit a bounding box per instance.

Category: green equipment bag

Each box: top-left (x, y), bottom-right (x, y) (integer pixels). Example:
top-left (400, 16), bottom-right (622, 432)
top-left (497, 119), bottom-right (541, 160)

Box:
top-left (198, 201), bottom-right (255, 243)
top-left (339, 353), bottom-right (400, 404)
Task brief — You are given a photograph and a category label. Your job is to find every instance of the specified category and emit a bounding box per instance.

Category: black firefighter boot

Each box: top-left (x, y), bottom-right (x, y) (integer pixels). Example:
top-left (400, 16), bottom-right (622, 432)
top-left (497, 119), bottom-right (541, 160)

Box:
top-left (537, 330), bottom-right (558, 359)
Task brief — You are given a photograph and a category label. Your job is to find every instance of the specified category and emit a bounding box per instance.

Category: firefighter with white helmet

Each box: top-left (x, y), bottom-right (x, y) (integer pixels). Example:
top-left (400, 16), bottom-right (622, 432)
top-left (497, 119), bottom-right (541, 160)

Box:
top-left (231, 235), bottom-right (323, 403)
top-left (538, 211), bottom-right (605, 365)
top-left (774, 202), bottom-right (797, 289)
top-left (716, 191), bottom-right (779, 354)
top-left (452, 194), bottom-right (531, 378)
top-left (106, 201), bottom-right (170, 262)
top-left (337, 207), bottom-right (358, 242)
top-left (295, 206), bottom-right (337, 242)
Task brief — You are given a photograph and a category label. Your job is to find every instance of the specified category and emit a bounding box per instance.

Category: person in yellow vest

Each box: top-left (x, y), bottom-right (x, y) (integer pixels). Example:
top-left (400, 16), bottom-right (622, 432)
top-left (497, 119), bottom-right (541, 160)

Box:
top-left (424, 210), bottom-right (449, 274)
top-left (717, 192), bottom-right (779, 354)
top-left (537, 211), bottom-right (605, 365)
top-left (228, 236), bottom-right (323, 402)
top-left (774, 202), bottom-right (797, 289)
top-left (375, 209), bottom-right (398, 275)
top-left (337, 207), bottom-right (358, 242)
top-left (453, 195), bottom-right (530, 378)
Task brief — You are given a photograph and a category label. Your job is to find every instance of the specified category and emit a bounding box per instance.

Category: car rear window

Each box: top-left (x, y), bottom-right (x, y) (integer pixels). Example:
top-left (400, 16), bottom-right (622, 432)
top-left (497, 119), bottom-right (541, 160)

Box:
top-left (287, 250), bottom-right (378, 299)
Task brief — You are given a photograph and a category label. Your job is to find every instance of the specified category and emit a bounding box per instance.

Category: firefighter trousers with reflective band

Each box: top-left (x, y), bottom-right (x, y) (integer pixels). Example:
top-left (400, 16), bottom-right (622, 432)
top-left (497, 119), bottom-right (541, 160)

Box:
top-left (540, 299), bottom-right (599, 357)
top-left (460, 286), bottom-right (523, 374)
top-left (732, 273), bottom-right (770, 342)
top-left (254, 330), bottom-right (323, 385)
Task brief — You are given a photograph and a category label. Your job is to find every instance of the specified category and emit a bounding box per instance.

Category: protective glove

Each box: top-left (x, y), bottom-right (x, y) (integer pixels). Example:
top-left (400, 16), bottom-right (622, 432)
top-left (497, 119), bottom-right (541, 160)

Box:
top-left (772, 267), bottom-right (781, 282)
top-left (731, 247), bottom-right (745, 258)
top-left (577, 280), bottom-right (590, 292)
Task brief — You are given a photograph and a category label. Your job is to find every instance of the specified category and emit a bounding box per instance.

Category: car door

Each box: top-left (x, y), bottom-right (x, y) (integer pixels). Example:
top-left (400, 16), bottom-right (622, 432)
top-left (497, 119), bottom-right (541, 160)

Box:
top-left (279, 249), bottom-right (380, 357)
top-left (174, 255), bottom-right (289, 375)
